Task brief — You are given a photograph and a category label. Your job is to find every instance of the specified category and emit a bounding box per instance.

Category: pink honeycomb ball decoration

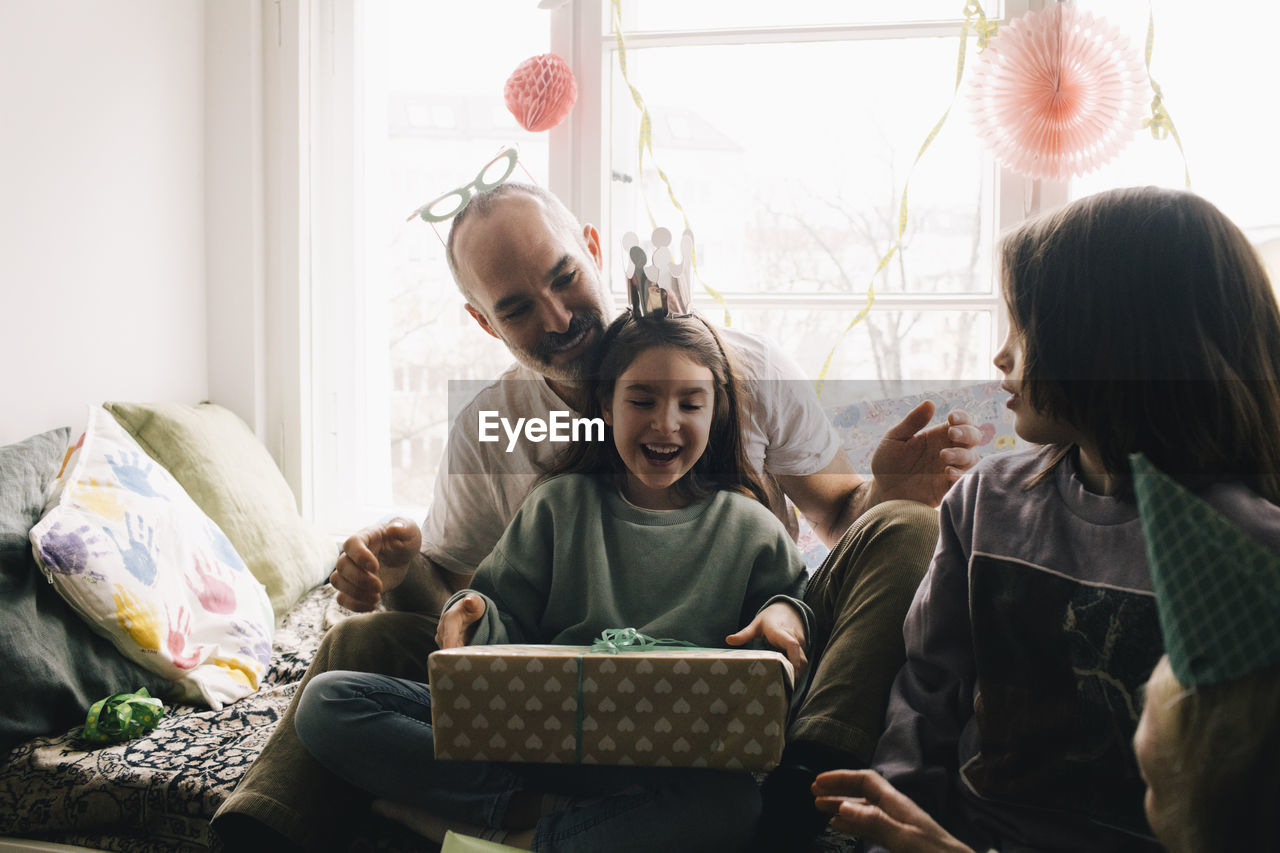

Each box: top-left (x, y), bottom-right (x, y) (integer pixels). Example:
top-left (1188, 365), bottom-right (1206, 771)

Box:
top-left (504, 53), bottom-right (578, 133)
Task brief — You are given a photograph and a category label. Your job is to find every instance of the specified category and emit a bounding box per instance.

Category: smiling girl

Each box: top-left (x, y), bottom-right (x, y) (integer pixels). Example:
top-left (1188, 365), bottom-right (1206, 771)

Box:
top-left (438, 311), bottom-right (812, 660)
top-left (292, 310), bottom-right (813, 852)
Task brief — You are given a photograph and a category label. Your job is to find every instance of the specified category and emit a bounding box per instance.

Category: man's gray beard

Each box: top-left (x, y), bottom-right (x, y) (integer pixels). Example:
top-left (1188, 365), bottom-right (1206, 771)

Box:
top-left (525, 311), bottom-right (606, 383)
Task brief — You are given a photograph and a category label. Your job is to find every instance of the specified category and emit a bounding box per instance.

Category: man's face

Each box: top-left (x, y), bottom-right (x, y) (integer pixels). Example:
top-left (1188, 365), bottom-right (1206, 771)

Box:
top-left (453, 195), bottom-right (613, 386)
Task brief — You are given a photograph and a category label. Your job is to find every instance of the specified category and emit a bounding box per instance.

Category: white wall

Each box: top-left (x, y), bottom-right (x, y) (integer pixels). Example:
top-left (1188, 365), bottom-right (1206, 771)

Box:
top-left (0, 0), bottom-right (207, 446)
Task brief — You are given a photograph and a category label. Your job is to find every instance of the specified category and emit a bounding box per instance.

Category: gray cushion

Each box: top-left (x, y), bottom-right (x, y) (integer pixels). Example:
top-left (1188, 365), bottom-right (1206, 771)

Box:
top-left (0, 427), bottom-right (172, 753)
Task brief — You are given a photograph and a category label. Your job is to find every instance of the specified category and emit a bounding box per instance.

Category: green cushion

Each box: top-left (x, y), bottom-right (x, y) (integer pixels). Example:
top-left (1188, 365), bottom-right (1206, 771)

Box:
top-left (105, 402), bottom-right (337, 619)
top-left (0, 427), bottom-right (171, 752)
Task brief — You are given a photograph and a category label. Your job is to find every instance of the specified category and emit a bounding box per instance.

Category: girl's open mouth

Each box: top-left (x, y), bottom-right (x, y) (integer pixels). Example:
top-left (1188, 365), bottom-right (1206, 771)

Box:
top-left (641, 444), bottom-right (681, 464)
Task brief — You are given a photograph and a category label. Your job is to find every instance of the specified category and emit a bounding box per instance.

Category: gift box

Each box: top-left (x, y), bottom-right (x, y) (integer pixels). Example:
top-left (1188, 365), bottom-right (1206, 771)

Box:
top-left (429, 643), bottom-right (794, 770)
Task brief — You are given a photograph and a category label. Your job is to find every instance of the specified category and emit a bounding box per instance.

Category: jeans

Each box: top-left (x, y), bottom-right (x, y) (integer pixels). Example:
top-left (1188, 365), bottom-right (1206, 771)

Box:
top-left (294, 670), bottom-right (760, 853)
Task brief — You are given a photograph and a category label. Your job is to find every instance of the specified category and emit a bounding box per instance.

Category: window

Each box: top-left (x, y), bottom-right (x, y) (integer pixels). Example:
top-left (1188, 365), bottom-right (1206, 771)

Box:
top-left (302, 0), bottom-right (1279, 531)
top-left (1064, 0), bottom-right (1280, 249)
top-left (309, 0), bottom-right (553, 529)
top-left (599, 3), bottom-right (1018, 410)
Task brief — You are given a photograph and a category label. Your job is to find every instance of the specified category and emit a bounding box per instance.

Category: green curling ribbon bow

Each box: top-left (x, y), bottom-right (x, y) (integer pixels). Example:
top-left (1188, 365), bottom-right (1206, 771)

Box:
top-left (587, 627), bottom-right (699, 654)
top-left (82, 687), bottom-right (164, 745)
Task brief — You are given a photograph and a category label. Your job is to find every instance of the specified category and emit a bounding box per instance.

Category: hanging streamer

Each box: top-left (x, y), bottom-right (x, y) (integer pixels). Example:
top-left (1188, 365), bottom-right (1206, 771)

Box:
top-left (813, 1), bottom-right (996, 396)
top-left (611, 0), bottom-right (732, 325)
top-left (1141, 5), bottom-right (1192, 188)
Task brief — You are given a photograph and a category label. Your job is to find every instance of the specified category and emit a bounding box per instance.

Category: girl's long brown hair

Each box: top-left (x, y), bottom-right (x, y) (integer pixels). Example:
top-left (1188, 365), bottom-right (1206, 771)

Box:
top-left (1002, 186), bottom-right (1280, 501)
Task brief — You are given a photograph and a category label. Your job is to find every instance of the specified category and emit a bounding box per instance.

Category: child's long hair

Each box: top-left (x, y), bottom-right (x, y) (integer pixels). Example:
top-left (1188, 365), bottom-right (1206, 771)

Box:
top-left (1001, 186), bottom-right (1280, 501)
top-left (544, 311), bottom-right (774, 513)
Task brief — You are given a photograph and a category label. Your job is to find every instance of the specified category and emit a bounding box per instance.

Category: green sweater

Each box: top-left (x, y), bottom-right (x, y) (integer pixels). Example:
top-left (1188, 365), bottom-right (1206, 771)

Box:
top-left (447, 473), bottom-right (812, 649)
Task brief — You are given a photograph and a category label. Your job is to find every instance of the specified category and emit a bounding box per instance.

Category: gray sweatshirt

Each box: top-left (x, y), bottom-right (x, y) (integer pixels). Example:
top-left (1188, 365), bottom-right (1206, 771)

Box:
top-left (874, 445), bottom-right (1280, 852)
top-left (446, 473), bottom-right (813, 650)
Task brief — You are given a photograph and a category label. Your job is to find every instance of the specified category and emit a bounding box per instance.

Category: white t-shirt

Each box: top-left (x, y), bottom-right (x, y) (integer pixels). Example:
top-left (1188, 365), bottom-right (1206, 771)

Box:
top-left (421, 326), bottom-right (842, 576)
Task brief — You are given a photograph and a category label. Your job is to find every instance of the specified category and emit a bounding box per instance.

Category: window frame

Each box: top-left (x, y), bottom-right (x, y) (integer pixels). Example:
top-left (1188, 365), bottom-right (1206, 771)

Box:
top-left (254, 0), bottom-right (1067, 530)
top-left (549, 0), bottom-right (1064, 382)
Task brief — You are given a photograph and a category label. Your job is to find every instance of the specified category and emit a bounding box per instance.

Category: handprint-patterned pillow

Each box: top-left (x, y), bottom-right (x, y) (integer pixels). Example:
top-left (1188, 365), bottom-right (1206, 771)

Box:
top-left (29, 406), bottom-right (274, 710)
top-left (105, 400), bottom-right (338, 618)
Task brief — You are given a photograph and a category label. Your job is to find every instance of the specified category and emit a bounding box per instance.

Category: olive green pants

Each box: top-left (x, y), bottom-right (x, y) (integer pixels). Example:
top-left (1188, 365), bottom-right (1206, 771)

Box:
top-left (792, 499), bottom-right (939, 766)
top-left (212, 610), bottom-right (441, 850)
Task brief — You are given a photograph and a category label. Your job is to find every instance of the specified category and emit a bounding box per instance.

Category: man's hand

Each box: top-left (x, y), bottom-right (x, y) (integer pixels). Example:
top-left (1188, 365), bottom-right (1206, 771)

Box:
top-left (726, 602), bottom-right (808, 680)
top-left (813, 769), bottom-right (974, 852)
top-left (435, 593), bottom-right (485, 649)
top-left (330, 518), bottom-right (423, 612)
top-left (869, 401), bottom-right (981, 508)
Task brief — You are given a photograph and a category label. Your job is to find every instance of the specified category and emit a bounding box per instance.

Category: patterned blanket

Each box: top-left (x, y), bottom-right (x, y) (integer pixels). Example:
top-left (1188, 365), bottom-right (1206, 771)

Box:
top-left (0, 584), bottom-right (861, 851)
top-left (0, 585), bottom-right (330, 851)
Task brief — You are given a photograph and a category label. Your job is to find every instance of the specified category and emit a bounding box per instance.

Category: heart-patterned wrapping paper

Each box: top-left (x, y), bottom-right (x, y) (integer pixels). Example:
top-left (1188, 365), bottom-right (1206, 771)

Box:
top-left (428, 645), bottom-right (794, 770)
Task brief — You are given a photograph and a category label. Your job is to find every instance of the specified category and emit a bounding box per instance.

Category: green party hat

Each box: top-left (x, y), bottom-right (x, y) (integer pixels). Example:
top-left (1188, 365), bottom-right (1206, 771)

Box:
top-left (1131, 454), bottom-right (1280, 687)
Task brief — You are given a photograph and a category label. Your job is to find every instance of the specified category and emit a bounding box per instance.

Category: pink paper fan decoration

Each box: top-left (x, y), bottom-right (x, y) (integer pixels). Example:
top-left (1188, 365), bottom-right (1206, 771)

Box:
top-left (504, 53), bottom-right (578, 133)
top-left (966, 4), bottom-right (1148, 182)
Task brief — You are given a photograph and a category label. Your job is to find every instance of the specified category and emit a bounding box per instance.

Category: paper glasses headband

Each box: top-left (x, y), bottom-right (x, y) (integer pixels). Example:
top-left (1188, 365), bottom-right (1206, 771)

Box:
top-left (406, 147), bottom-right (520, 224)
top-left (624, 227), bottom-right (695, 320)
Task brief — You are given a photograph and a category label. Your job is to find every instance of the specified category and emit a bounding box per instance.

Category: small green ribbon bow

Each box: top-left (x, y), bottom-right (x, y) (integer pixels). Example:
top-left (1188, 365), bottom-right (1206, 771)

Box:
top-left (587, 627), bottom-right (699, 654)
top-left (82, 687), bottom-right (164, 745)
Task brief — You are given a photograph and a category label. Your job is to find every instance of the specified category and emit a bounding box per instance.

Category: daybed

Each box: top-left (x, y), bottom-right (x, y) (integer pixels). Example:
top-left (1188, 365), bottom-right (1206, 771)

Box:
top-left (0, 386), bottom-right (1016, 852)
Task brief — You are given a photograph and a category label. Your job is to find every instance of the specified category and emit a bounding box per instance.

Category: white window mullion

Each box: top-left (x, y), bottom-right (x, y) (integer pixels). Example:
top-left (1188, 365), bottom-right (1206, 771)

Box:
top-left (309, 0), bottom-right (390, 533)
top-left (683, 292), bottom-right (1002, 312)
top-left (550, 0), bottom-right (605, 226)
top-left (991, 0), bottom-right (1042, 367)
top-left (262, 0), bottom-right (315, 516)
top-left (604, 20), bottom-right (978, 49)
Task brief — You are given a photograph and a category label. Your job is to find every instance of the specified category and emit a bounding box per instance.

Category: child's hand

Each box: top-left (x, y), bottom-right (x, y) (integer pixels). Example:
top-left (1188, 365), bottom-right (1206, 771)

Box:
top-left (436, 593), bottom-right (485, 649)
top-left (726, 602), bottom-right (808, 679)
top-left (813, 769), bottom-right (975, 852)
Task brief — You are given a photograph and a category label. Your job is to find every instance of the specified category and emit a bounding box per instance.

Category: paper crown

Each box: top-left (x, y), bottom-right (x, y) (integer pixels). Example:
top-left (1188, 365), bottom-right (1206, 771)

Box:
top-left (1130, 454), bottom-right (1280, 687)
top-left (622, 227), bottom-right (695, 319)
